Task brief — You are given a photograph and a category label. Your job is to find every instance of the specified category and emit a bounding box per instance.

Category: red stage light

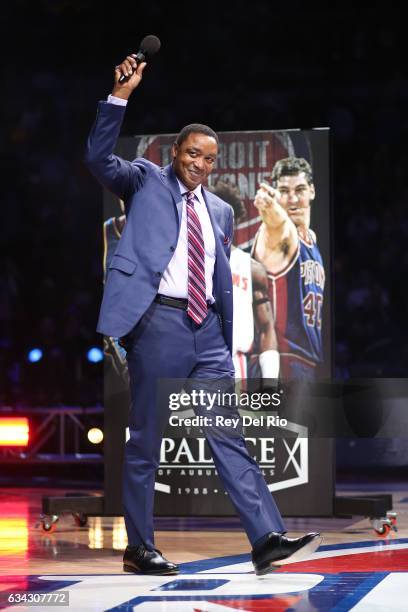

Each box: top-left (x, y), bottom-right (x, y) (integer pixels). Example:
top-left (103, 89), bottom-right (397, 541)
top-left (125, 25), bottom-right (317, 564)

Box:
top-left (0, 418), bottom-right (29, 447)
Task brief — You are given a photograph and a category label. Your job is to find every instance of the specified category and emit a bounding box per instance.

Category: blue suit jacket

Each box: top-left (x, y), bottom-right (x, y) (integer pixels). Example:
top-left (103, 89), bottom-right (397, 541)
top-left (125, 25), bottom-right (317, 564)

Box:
top-left (85, 101), bottom-right (234, 353)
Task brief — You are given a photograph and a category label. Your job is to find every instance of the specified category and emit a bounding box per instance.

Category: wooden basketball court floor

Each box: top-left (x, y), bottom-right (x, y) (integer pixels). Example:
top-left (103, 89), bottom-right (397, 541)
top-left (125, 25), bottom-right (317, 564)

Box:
top-left (1, 484), bottom-right (408, 610)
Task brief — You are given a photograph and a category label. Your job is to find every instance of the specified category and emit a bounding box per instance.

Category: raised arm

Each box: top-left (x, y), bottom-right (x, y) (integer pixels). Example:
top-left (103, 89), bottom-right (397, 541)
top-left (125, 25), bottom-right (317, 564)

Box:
top-left (84, 56), bottom-right (149, 200)
top-left (253, 182), bottom-right (298, 270)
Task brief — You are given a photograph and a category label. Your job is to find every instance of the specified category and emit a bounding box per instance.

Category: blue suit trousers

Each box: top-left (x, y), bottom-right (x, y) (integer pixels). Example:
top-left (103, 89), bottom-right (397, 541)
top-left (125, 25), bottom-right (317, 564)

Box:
top-left (123, 301), bottom-right (286, 549)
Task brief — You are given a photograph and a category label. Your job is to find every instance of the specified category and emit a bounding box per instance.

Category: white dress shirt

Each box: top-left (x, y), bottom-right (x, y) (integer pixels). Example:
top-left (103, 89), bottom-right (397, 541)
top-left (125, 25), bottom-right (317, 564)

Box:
top-left (159, 179), bottom-right (216, 301)
top-left (107, 95), bottom-right (216, 301)
top-left (107, 94), bottom-right (128, 106)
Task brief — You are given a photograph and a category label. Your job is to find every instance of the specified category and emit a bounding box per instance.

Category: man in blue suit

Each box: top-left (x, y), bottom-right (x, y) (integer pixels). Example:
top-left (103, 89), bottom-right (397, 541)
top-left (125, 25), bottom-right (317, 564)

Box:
top-left (85, 54), bottom-right (321, 576)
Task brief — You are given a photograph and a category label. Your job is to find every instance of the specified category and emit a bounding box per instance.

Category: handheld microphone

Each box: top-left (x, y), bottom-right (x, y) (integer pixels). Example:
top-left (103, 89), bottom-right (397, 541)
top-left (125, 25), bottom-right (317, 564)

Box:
top-left (118, 35), bottom-right (161, 83)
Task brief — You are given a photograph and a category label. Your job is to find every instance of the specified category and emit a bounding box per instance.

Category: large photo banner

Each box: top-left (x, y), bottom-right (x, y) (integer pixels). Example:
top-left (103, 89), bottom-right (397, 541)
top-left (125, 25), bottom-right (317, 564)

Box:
top-left (103, 128), bottom-right (333, 516)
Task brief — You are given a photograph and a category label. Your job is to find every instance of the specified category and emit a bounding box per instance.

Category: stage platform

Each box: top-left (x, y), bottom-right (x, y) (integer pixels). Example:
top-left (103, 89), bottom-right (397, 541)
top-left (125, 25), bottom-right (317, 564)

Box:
top-left (1, 485), bottom-right (408, 610)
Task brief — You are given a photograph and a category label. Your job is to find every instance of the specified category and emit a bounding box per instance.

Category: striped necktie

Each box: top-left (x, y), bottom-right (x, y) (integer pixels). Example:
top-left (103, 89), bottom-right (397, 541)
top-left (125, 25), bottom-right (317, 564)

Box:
top-left (186, 191), bottom-right (208, 324)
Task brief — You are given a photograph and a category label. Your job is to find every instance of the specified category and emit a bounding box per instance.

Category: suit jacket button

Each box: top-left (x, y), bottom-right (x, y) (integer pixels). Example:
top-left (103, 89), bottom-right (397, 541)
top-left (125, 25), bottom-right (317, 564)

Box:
top-left (156, 271), bottom-right (162, 277)
top-left (170, 246), bottom-right (175, 252)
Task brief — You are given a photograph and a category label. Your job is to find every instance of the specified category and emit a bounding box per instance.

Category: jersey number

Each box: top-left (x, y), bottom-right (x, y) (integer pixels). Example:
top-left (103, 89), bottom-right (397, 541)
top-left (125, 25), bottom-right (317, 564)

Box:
top-left (303, 292), bottom-right (323, 329)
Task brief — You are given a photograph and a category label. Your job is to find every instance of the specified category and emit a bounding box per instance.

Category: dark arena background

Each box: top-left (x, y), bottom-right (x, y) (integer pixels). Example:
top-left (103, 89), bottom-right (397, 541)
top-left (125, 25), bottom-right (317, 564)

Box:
top-left (1, 2), bottom-right (408, 610)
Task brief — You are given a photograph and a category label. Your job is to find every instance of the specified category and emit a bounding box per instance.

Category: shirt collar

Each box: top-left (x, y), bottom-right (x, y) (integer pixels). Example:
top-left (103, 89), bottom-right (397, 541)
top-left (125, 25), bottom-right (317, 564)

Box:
top-left (176, 177), bottom-right (203, 199)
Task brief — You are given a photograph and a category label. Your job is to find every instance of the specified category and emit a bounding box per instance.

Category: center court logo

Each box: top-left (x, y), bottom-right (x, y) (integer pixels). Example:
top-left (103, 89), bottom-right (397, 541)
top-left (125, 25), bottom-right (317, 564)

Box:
top-left (24, 540), bottom-right (408, 611)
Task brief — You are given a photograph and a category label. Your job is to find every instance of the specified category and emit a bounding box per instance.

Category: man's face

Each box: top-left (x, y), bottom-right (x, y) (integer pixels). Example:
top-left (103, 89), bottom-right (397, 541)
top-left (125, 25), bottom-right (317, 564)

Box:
top-left (275, 172), bottom-right (315, 228)
top-left (172, 133), bottom-right (218, 190)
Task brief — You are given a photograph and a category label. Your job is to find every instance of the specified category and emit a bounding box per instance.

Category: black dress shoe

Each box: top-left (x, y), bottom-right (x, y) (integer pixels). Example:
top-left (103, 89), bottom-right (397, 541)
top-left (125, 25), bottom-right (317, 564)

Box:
top-left (123, 545), bottom-right (179, 575)
top-left (252, 532), bottom-right (322, 576)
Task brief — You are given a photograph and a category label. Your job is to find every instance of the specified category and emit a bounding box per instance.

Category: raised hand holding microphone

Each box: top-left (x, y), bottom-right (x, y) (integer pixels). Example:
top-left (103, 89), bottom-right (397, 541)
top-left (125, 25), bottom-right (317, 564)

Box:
top-left (112, 34), bottom-right (161, 100)
top-left (112, 55), bottom-right (147, 100)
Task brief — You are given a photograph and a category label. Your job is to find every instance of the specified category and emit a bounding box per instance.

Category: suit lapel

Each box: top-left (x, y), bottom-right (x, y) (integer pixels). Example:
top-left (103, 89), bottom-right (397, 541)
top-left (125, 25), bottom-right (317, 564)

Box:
top-left (202, 189), bottom-right (224, 253)
top-left (159, 163), bottom-right (183, 227)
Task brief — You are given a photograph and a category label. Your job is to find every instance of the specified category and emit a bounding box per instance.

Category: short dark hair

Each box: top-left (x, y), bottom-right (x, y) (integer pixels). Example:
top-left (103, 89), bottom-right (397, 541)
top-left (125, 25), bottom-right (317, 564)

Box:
top-left (271, 157), bottom-right (314, 186)
top-left (176, 123), bottom-right (219, 146)
top-left (209, 180), bottom-right (246, 222)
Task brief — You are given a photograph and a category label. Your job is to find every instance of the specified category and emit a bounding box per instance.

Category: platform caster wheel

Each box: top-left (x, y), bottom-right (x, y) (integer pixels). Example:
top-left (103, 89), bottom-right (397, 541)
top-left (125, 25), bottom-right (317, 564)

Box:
top-left (41, 515), bottom-right (59, 533)
top-left (370, 517), bottom-right (393, 536)
top-left (376, 523), bottom-right (391, 536)
top-left (72, 512), bottom-right (88, 527)
top-left (386, 511), bottom-right (398, 530)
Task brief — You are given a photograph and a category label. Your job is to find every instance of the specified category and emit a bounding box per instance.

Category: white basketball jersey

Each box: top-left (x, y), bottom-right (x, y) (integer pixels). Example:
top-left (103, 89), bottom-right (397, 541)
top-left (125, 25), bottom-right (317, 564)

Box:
top-left (230, 247), bottom-right (254, 354)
